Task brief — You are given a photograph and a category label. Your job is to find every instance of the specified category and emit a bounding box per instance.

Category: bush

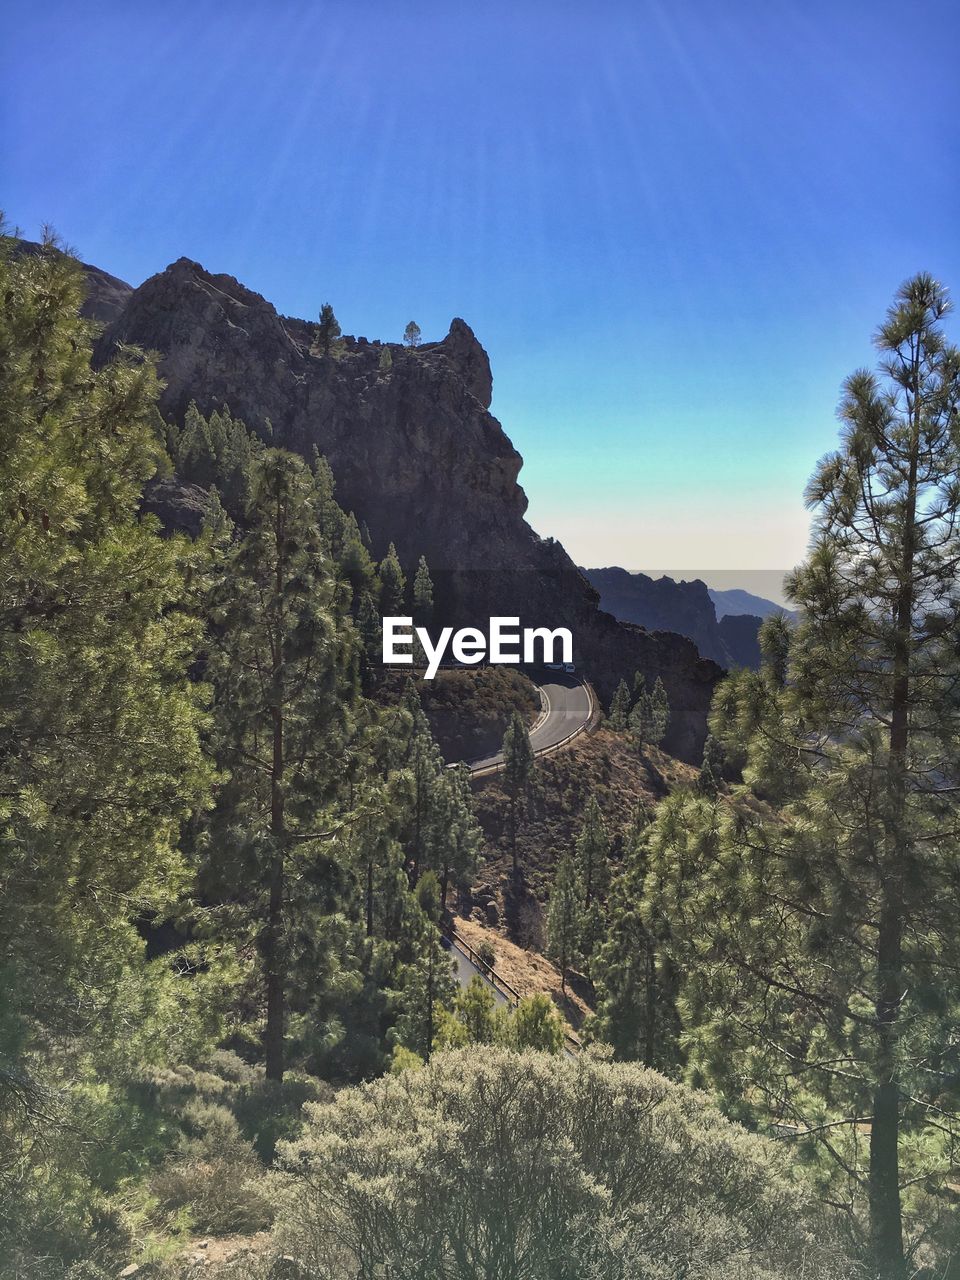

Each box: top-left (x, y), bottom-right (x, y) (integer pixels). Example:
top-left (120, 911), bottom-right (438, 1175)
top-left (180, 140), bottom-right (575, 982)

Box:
top-left (149, 1159), bottom-right (271, 1237)
top-left (148, 1096), bottom-right (272, 1236)
top-left (232, 1071), bottom-right (331, 1163)
top-left (508, 994), bottom-right (565, 1053)
top-left (275, 1048), bottom-right (859, 1280)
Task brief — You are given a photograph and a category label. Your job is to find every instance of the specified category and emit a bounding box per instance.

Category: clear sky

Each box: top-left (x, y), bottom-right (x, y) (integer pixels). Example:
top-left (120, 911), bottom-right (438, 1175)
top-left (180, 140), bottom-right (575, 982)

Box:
top-left (4, 0), bottom-right (958, 586)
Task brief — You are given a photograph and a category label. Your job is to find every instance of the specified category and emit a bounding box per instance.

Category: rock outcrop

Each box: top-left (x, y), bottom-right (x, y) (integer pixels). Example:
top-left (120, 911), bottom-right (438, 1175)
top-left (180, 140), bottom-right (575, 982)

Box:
top-left (585, 567), bottom-right (763, 670)
top-left (86, 254), bottom-right (721, 760)
top-left (14, 239), bottom-right (133, 325)
top-left (718, 613), bottom-right (763, 669)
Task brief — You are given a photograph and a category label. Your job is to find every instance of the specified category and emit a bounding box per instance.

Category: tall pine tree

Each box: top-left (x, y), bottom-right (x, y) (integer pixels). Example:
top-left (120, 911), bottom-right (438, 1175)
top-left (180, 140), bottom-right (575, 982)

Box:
top-left (205, 449), bottom-right (356, 1080)
top-left (647, 274), bottom-right (960, 1276)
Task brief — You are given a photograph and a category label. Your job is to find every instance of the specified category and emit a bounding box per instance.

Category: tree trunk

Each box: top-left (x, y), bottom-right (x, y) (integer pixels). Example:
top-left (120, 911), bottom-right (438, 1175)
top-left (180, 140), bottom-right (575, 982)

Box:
top-left (425, 941), bottom-right (435, 1059)
top-left (510, 792), bottom-right (518, 877)
top-left (870, 903), bottom-right (904, 1277)
top-left (366, 857), bottom-right (374, 937)
top-left (643, 936), bottom-right (657, 1068)
top-left (264, 703), bottom-right (286, 1082)
top-left (869, 344), bottom-right (921, 1278)
top-left (265, 493), bottom-right (287, 1084)
top-left (263, 852), bottom-right (285, 1083)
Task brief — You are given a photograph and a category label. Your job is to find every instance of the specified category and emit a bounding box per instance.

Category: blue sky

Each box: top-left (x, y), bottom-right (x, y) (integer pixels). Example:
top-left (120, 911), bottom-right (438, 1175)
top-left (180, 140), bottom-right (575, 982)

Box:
top-left (4, 0), bottom-right (958, 585)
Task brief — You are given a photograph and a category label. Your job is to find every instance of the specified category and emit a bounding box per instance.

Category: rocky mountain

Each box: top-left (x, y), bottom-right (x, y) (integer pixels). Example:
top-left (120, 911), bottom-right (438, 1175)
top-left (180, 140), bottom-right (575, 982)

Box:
top-left (584, 567), bottom-right (763, 670)
top-left (14, 238), bottom-right (134, 324)
top-left (60, 248), bottom-right (722, 760)
top-left (708, 586), bottom-right (795, 622)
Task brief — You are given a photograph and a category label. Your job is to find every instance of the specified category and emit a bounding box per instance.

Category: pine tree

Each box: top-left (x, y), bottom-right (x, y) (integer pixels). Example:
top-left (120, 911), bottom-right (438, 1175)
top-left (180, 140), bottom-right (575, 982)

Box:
top-left (412, 555), bottom-right (434, 629)
top-left (378, 542), bottom-right (406, 617)
top-left (403, 320), bottom-right (421, 348)
top-left (648, 677), bottom-right (670, 746)
top-left (501, 711), bottom-right (534, 875)
top-left (649, 274), bottom-right (960, 1276)
top-left (546, 850), bottom-right (581, 995)
top-left (434, 762), bottom-right (481, 908)
top-left (697, 733), bottom-right (726, 795)
top-left (0, 233), bottom-right (214, 1090)
top-left (316, 302), bottom-right (341, 357)
top-left (607, 678), bottom-right (632, 731)
top-left (205, 448), bottom-right (356, 1080)
top-left (177, 399), bottom-right (216, 487)
top-left (401, 683), bottom-right (446, 882)
top-left (173, 401), bottom-right (262, 514)
top-left (575, 795), bottom-right (610, 908)
top-left (629, 677), bottom-right (670, 751)
top-left (393, 873), bottom-right (456, 1060)
top-left (628, 690), bottom-right (652, 751)
top-left (589, 808), bottom-right (680, 1069)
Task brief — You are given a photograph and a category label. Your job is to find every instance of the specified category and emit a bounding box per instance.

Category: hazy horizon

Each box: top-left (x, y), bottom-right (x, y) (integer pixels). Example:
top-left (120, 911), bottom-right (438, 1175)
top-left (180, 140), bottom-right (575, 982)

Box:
top-left (580, 567), bottom-right (794, 608)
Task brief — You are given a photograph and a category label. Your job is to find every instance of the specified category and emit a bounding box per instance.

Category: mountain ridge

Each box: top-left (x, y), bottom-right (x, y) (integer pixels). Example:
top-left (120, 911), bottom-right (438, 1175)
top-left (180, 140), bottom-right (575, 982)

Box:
top-left (584, 566), bottom-right (764, 670)
top-left (41, 242), bottom-right (722, 760)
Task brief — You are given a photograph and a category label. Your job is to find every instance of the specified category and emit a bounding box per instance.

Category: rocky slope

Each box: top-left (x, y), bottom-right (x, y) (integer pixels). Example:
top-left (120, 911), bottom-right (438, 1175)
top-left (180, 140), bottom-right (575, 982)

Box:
top-left (585, 567), bottom-right (762, 669)
top-left (79, 252), bottom-right (720, 760)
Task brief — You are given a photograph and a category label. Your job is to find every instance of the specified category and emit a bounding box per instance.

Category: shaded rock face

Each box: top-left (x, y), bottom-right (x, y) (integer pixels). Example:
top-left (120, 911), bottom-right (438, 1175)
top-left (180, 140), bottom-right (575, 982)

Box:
top-left (718, 613), bottom-right (763, 669)
top-left (14, 239), bottom-right (134, 325)
top-left (584, 567), bottom-right (763, 671)
top-left (141, 477), bottom-right (211, 540)
top-left (90, 256), bottom-right (720, 761)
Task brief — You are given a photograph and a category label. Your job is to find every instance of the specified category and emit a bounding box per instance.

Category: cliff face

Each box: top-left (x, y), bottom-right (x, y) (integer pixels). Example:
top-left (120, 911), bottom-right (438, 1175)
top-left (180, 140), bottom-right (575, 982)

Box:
top-left (89, 255), bottom-right (720, 761)
top-left (585, 567), bottom-right (763, 671)
top-left (718, 614), bottom-right (763, 669)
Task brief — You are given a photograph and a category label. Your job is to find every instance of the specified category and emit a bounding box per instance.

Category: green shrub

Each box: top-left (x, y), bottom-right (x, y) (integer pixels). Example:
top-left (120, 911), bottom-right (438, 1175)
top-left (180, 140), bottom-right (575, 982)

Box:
top-left (233, 1071), bottom-right (331, 1163)
top-left (149, 1158), bottom-right (271, 1237)
top-left (276, 1048), bottom-right (859, 1280)
top-left (508, 994), bottom-right (565, 1053)
top-left (149, 1094), bottom-right (272, 1236)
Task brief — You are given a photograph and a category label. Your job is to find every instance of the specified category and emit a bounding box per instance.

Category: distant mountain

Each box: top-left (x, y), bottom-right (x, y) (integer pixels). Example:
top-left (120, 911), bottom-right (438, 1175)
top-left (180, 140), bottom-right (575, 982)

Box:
top-left (708, 588), bottom-right (796, 621)
top-left (583, 568), bottom-right (763, 670)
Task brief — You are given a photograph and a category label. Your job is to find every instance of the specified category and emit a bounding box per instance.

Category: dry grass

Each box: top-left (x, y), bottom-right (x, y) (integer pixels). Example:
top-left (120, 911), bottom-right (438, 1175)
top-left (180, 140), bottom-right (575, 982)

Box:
top-left (451, 915), bottom-right (593, 1038)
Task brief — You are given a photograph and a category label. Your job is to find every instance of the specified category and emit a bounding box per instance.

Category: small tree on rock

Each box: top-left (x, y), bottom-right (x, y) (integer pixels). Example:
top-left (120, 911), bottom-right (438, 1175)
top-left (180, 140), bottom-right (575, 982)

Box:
top-left (316, 302), bottom-right (341, 357)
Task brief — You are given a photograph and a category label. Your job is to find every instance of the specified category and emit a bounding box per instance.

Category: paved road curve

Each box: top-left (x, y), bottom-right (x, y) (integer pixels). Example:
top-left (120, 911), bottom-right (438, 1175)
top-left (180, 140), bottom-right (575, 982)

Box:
top-left (464, 672), bottom-right (593, 773)
top-left (443, 935), bottom-right (513, 1008)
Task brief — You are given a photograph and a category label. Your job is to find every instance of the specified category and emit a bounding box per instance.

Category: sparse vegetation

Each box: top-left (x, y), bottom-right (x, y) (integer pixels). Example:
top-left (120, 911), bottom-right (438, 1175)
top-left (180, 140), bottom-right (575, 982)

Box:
top-left (417, 665), bottom-right (538, 761)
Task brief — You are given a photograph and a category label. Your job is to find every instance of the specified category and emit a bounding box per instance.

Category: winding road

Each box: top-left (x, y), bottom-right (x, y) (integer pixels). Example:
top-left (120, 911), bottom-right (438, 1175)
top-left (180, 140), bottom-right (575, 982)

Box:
top-left (463, 672), bottom-right (595, 775)
top-left (442, 670), bottom-right (593, 1055)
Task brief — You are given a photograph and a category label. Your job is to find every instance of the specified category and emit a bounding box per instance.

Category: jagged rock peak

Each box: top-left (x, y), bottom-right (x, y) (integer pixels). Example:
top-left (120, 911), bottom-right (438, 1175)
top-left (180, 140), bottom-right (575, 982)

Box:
top-left (438, 317), bottom-right (493, 409)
